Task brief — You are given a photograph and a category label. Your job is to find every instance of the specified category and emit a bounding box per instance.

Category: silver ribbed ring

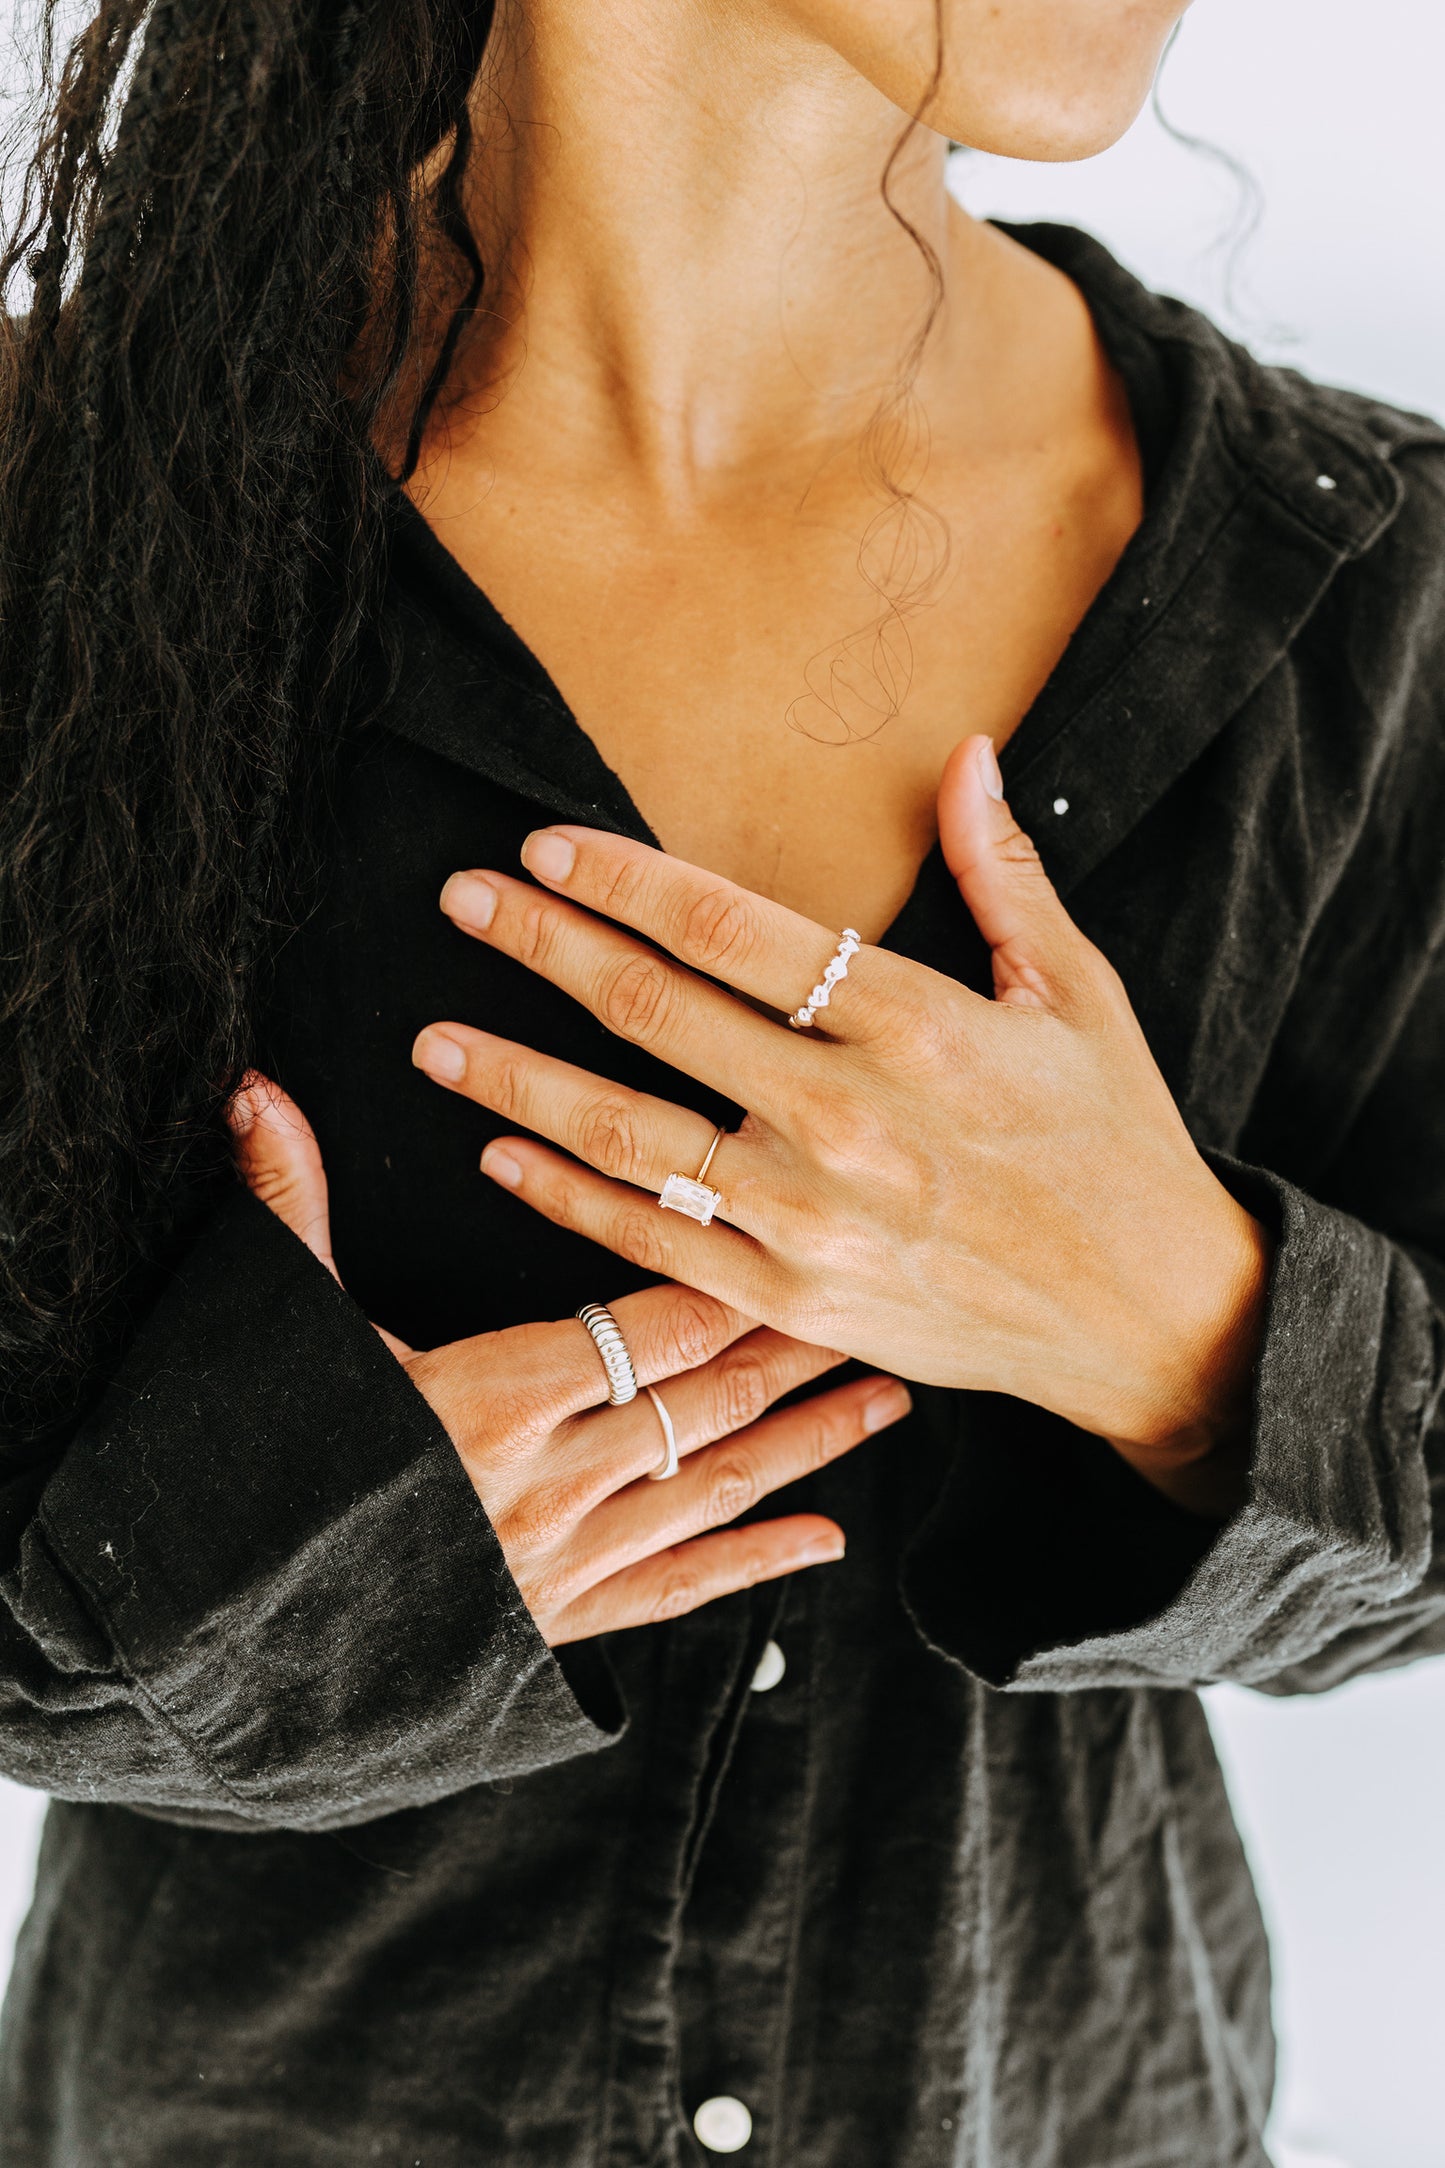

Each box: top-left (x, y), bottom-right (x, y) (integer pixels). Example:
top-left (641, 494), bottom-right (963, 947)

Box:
top-left (576, 1302), bottom-right (638, 1406)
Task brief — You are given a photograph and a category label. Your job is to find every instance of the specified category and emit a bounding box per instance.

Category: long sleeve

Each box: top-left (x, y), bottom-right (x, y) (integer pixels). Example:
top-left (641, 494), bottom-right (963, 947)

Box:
top-left (902, 938), bottom-right (1445, 1701)
top-left (0, 1181), bottom-right (622, 1831)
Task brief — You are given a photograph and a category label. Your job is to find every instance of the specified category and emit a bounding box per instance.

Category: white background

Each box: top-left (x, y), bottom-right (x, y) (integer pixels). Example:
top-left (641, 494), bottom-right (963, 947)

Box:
top-left (3, 5), bottom-right (1445, 2166)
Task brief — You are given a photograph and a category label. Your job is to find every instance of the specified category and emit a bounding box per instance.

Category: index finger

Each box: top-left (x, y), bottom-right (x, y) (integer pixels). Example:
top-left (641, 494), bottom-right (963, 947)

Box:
top-left (515, 826), bottom-right (905, 1040)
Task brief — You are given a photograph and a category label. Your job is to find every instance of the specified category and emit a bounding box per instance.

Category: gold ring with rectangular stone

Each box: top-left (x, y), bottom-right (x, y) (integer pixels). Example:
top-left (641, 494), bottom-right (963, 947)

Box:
top-left (657, 1126), bottom-right (726, 1227)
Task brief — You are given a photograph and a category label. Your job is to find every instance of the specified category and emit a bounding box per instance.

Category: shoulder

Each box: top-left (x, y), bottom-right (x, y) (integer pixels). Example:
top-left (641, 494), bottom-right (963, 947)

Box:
top-left (1015, 223), bottom-right (1445, 910)
top-left (1015, 221), bottom-right (1445, 666)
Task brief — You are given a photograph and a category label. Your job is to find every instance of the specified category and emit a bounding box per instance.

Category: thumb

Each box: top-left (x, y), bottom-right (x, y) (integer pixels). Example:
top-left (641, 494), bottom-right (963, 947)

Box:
top-left (937, 734), bottom-right (1087, 1011)
top-left (226, 1071), bottom-right (339, 1283)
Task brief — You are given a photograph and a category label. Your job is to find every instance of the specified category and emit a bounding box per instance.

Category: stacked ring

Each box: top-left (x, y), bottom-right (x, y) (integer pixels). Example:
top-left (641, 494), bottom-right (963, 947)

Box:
top-left (788, 927), bottom-right (861, 1029)
top-left (645, 1386), bottom-right (680, 1480)
top-left (659, 1124), bottom-right (726, 1227)
top-left (575, 1302), bottom-right (638, 1406)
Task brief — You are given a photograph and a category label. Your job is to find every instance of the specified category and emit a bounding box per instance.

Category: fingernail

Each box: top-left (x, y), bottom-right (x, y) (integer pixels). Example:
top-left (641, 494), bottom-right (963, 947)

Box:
top-left (801, 1532), bottom-right (846, 1565)
top-left (863, 1381), bottom-right (912, 1433)
top-left (978, 738), bottom-right (1005, 802)
top-left (480, 1144), bottom-right (523, 1189)
top-left (439, 872), bottom-right (498, 930)
top-left (521, 830), bottom-right (576, 883)
top-left (412, 1028), bottom-right (467, 1082)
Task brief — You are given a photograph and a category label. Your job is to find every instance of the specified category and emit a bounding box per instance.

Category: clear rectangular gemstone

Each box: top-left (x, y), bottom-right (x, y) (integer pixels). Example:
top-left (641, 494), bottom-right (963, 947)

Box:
top-left (658, 1173), bottom-right (720, 1226)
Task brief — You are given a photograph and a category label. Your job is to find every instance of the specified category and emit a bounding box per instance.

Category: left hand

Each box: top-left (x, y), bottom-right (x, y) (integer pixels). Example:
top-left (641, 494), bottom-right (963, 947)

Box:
top-left (412, 734), bottom-right (1271, 1500)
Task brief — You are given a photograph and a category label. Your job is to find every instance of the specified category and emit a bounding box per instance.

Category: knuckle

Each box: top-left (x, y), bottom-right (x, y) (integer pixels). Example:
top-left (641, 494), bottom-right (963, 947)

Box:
top-left (809, 1092), bottom-right (890, 1177)
top-left (576, 1092), bottom-right (648, 1178)
top-left (899, 998), bottom-right (959, 1070)
top-left (488, 1056), bottom-right (532, 1123)
top-left (508, 1483), bottom-right (577, 1559)
top-left (703, 1448), bottom-right (762, 1527)
top-left (680, 884), bottom-right (758, 974)
top-left (475, 1373), bottom-right (550, 1450)
top-left (513, 895), bottom-right (558, 972)
top-left (665, 1288), bottom-right (733, 1374)
top-left (593, 849), bottom-right (650, 919)
top-left (807, 1400), bottom-right (859, 1466)
top-left (612, 1199), bottom-right (671, 1274)
top-left (996, 817), bottom-right (1045, 873)
top-left (598, 953), bottom-right (675, 1042)
top-left (649, 1560), bottom-right (705, 1624)
top-left (713, 1349), bottom-right (773, 1435)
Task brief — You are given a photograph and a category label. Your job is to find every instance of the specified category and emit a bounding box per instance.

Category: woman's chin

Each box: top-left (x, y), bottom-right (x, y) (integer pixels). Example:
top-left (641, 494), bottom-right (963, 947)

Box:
top-left (942, 69), bottom-right (1163, 165)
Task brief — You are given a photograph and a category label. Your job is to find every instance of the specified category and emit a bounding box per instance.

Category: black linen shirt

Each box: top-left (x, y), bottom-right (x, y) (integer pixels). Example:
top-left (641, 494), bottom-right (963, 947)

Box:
top-left (3, 226), bottom-right (1445, 2168)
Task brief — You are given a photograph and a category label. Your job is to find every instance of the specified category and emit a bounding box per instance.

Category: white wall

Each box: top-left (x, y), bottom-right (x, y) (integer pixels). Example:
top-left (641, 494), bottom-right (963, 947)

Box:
top-left (3, 6), bottom-right (1445, 2166)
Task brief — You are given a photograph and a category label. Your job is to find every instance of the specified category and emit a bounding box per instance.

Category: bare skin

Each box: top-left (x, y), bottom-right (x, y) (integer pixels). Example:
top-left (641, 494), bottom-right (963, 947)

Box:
top-left (409, 0), bottom-right (1177, 936)
top-left (229, 1078), bottom-right (909, 1642)
top-left (238, 0), bottom-right (1262, 1642)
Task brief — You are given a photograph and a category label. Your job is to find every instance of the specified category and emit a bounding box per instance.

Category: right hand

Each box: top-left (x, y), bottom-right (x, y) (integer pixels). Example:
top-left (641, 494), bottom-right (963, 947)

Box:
top-left (227, 1073), bottom-right (909, 1644)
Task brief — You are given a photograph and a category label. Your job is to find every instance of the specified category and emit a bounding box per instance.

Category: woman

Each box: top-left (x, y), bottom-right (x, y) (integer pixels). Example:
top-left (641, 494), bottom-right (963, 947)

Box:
top-left (1, 0), bottom-right (1442, 2159)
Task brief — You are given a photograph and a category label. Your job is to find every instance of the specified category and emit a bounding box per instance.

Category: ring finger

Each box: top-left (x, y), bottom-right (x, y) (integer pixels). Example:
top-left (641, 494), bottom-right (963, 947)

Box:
top-left (560, 1368), bottom-right (912, 1600)
top-left (554, 1324), bottom-right (847, 1504)
top-left (411, 1021), bottom-right (775, 1234)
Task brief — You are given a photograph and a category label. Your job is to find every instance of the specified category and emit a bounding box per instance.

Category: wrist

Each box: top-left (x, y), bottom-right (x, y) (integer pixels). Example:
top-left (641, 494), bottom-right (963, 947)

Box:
top-left (1109, 1187), bottom-right (1274, 1518)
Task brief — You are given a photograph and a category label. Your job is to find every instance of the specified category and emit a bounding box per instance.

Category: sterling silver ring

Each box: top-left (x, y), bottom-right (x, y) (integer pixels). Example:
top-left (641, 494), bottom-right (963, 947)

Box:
top-left (788, 928), bottom-right (861, 1029)
top-left (576, 1302), bottom-right (638, 1406)
top-left (645, 1386), bottom-right (680, 1480)
top-left (658, 1125), bottom-right (726, 1228)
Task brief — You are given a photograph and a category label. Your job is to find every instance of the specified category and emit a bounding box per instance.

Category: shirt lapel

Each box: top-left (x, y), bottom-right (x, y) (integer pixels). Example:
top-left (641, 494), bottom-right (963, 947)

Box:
top-left (374, 224), bottom-right (1410, 904)
top-left (992, 226), bottom-right (1406, 900)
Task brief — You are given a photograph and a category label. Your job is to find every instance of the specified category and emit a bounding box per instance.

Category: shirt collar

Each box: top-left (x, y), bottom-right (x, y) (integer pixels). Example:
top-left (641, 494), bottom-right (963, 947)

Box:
top-left (379, 222), bottom-right (1417, 900)
top-left (991, 224), bottom-right (1410, 898)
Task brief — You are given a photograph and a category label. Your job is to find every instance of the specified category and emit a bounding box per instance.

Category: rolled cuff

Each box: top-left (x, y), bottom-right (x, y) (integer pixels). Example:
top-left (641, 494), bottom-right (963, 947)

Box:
top-left (26, 1182), bottom-right (622, 1828)
top-left (902, 1153), bottom-right (1440, 1696)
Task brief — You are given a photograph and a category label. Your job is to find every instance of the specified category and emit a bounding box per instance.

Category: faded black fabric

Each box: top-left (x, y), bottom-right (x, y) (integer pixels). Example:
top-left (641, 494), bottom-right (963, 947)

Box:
top-left (3, 225), bottom-right (1445, 2166)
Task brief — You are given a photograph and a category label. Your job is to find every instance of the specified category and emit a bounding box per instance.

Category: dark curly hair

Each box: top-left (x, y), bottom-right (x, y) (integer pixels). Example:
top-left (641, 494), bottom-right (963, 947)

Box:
top-left (0, 0), bottom-right (495, 1452)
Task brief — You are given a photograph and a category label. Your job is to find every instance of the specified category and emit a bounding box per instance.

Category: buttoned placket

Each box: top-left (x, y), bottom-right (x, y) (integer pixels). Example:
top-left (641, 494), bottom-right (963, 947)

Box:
top-left (673, 1578), bottom-right (811, 2164)
top-left (364, 227), bottom-right (1413, 2168)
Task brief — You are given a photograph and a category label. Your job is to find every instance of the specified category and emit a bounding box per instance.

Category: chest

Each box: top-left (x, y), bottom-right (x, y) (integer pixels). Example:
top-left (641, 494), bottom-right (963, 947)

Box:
top-left (408, 442), bottom-right (1141, 940)
top-left (254, 661), bottom-right (1378, 1358)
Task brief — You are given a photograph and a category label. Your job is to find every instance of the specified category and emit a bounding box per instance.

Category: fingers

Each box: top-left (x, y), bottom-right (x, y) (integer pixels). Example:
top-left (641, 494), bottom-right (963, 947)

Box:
top-left (410, 1024), bottom-right (772, 1234)
top-left (557, 1370), bottom-right (910, 1597)
top-left (478, 1137), bottom-right (769, 1324)
top-left (540, 1515), bottom-right (846, 1646)
top-left (225, 1070), bottom-right (338, 1280)
top-left (500, 825), bottom-right (902, 1042)
top-left (436, 866), bottom-right (806, 1113)
top-left (552, 1326), bottom-right (847, 1506)
top-left (423, 1279), bottom-right (760, 1450)
top-left (936, 735), bottom-right (1092, 1011)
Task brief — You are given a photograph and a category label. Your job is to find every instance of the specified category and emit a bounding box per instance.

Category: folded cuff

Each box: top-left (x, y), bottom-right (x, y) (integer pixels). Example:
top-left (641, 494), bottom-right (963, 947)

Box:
top-left (902, 1153), bottom-right (1438, 1696)
top-left (32, 1183), bottom-right (623, 1828)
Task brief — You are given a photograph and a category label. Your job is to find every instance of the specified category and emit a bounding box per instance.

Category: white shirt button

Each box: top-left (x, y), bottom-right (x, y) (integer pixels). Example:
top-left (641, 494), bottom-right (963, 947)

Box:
top-left (693, 2096), bottom-right (753, 2153)
top-left (749, 1640), bottom-right (786, 1693)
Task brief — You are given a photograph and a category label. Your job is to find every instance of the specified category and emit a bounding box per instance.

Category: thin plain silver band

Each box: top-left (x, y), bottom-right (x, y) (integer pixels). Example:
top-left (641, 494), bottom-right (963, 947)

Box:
top-left (575, 1302), bottom-right (639, 1406)
top-left (644, 1386), bottom-right (680, 1480)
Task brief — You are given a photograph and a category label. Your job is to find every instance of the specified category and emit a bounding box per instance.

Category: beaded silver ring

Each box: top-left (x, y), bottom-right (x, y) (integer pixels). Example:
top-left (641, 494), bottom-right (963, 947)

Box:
top-left (788, 928), bottom-right (862, 1030)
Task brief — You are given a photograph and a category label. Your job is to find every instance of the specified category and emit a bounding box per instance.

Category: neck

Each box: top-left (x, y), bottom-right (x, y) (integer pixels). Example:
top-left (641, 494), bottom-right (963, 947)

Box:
top-left (420, 0), bottom-right (1001, 510)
